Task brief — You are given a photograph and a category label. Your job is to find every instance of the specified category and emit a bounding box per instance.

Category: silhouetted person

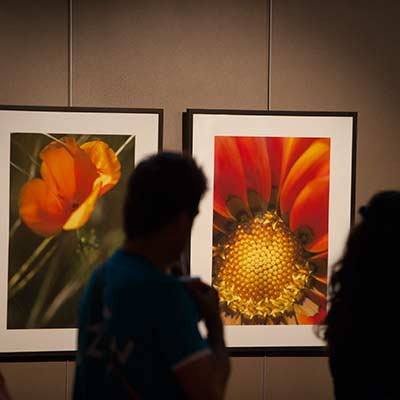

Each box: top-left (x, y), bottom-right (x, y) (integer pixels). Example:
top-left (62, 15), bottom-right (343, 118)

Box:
top-left (319, 191), bottom-right (400, 399)
top-left (73, 152), bottom-right (230, 400)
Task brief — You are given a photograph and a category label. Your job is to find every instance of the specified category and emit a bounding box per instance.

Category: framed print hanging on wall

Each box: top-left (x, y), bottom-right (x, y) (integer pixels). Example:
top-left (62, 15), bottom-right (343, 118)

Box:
top-left (183, 109), bottom-right (356, 350)
top-left (0, 105), bottom-right (163, 354)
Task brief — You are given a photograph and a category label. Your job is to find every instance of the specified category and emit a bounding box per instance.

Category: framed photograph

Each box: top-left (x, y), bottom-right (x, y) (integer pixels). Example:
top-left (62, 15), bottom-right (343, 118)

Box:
top-left (184, 109), bottom-right (356, 350)
top-left (0, 105), bottom-right (162, 354)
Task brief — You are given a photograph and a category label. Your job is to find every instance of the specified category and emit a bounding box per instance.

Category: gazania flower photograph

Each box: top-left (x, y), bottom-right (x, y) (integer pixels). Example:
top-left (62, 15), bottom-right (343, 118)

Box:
top-left (212, 136), bottom-right (330, 326)
top-left (8, 132), bottom-right (134, 329)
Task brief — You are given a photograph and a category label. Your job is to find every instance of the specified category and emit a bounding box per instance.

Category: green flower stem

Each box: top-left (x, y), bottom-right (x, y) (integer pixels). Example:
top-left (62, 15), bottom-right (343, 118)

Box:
top-left (40, 263), bottom-right (95, 326)
top-left (8, 236), bottom-right (55, 290)
top-left (41, 132), bottom-right (67, 147)
top-left (40, 279), bottom-right (83, 325)
top-left (10, 161), bottom-right (30, 177)
top-left (9, 243), bottom-right (58, 299)
top-left (9, 219), bottom-right (21, 238)
top-left (37, 229), bottom-right (87, 325)
top-left (76, 135), bottom-right (90, 145)
top-left (26, 246), bottom-right (60, 328)
top-left (11, 139), bottom-right (41, 168)
top-left (116, 135), bottom-right (134, 156)
top-left (40, 231), bottom-right (100, 325)
top-left (29, 138), bottom-right (42, 176)
top-left (10, 137), bottom-right (42, 240)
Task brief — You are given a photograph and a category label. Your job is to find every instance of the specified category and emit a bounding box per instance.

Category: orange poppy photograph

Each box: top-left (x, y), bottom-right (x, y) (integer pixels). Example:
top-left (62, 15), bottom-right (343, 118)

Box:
top-left (0, 106), bottom-right (162, 353)
top-left (8, 132), bottom-right (134, 329)
top-left (187, 110), bottom-right (356, 348)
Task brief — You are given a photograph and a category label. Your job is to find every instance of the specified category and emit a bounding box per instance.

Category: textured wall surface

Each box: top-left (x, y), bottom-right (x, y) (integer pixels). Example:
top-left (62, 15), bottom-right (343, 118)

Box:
top-left (0, 0), bottom-right (68, 105)
top-left (1, 0), bottom-right (399, 398)
top-left (72, 0), bottom-right (268, 150)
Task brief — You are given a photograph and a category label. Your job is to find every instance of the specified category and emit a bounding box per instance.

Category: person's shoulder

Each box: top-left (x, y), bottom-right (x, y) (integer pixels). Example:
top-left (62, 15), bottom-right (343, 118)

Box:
top-left (157, 275), bottom-right (188, 293)
top-left (104, 249), bottom-right (157, 279)
top-left (80, 253), bottom-right (116, 303)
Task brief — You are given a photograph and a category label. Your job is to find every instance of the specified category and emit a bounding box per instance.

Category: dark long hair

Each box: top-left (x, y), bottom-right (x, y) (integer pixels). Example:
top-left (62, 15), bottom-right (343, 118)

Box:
top-left (319, 191), bottom-right (400, 350)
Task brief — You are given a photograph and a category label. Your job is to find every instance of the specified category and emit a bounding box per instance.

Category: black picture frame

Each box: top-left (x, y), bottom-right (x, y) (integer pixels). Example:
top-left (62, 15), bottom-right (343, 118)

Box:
top-left (183, 108), bottom-right (357, 354)
top-left (0, 105), bottom-right (163, 360)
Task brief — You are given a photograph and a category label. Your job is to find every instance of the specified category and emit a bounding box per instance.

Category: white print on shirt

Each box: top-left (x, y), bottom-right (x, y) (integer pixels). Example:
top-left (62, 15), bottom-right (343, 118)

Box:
top-left (110, 338), bottom-right (135, 364)
top-left (86, 306), bottom-right (134, 365)
top-left (85, 305), bottom-right (111, 359)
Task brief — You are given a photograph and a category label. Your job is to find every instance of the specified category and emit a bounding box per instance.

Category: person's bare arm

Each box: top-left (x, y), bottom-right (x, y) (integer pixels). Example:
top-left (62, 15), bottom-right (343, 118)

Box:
top-left (174, 283), bottom-right (230, 400)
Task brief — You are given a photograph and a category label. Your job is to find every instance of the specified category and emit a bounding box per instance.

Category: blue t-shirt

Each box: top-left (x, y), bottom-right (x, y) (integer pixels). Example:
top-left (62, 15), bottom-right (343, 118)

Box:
top-left (73, 249), bottom-right (209, 400)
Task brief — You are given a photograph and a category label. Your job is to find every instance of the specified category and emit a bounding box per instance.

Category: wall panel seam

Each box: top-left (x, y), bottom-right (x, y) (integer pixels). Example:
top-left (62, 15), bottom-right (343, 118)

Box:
top-left (65, 361), bottom-right (69, 400)
top-left (267, 0), bottom-right (273, 111)
top-left (263, 355), bottom-right (267, 399)
top-left (68, 0), bottom-right (73, 106)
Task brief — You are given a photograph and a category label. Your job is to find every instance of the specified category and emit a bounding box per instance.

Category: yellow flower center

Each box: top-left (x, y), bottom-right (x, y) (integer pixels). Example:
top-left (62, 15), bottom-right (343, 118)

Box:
top-left (214, 211), bottom-right (311, 320)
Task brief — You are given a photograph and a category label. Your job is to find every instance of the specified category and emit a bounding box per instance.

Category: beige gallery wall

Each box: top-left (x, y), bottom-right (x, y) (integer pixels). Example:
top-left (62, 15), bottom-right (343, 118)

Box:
top-left (0, 1), bottom-right (399, 399)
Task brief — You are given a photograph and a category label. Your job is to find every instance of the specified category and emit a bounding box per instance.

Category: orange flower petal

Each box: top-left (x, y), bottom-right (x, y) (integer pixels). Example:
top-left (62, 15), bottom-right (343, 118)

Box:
top-left (19, 179), bottom-right (68, 237)
top-left (67, 139), bottom-right (99, 204)
top-left (313, 275), bottom-right (328, 285)
top-left (296, 306), bottom-right (327, 325)
top-left (39, 139), bottom-right (78, 207)
top-left (296, 289), bottom-right (327, 325)
top-left (63, 181), bottom-right (101, 231)
top-left (214, 137), bottom-right (247, 218)
top-left (235, 137), bottom-right (271, 202)
top-left (265, 137), bottom-right (284, 188)
top-left (81, 140), bottom-right (121, 196)
top-left (213, 210), bottom-right (230, 233)
top-left (280, 139), bottom-right (330, 215)
top-left (280, 138), bottom-right (316, 185)
top-left (308, 233), bottom-right (328, 253)
top-left (213, 223), bottom-right (225, 234)
top-left (290, 176), bottom-right (329, 252)
top-left (310, 250), bottom-right (328, 261)
top-left (40, 137), bottom-right (99, 206)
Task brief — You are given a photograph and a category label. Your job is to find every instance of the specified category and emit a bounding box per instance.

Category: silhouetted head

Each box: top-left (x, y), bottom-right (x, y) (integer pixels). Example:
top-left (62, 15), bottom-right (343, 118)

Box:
top-left (123, 152), bottom-right (207, 239)
top-left (358, 190), bottom-right (400, 230)
top-left (321, 190), bottom-right (400, 345)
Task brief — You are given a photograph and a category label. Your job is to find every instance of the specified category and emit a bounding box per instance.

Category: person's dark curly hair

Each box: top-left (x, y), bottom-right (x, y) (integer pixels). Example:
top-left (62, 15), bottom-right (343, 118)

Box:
top-left (123, 152), bottom-right (207, 238)
top-left (319, 190), bottom-right (400, 348)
